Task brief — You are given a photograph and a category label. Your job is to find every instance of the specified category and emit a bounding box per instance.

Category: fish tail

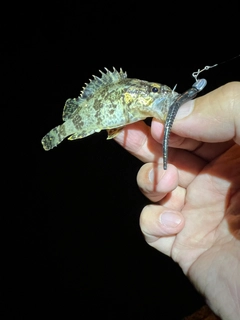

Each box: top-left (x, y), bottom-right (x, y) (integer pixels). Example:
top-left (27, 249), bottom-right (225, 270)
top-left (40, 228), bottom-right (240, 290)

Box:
top-left (41, 121), bottom-right (72, 151)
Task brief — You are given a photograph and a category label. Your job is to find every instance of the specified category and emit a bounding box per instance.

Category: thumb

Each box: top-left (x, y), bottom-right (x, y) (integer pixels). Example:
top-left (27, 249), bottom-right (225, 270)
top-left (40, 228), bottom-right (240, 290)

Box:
top-left (140, 205), bottom-right (184, 256)
top-left (174, 82), bottom-right (240, 145)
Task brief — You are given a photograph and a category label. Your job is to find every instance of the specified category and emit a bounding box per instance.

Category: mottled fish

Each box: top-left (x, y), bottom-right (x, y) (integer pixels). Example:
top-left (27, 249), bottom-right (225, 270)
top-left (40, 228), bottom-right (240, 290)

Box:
top-left (41, 68), bottom-right (179, 151)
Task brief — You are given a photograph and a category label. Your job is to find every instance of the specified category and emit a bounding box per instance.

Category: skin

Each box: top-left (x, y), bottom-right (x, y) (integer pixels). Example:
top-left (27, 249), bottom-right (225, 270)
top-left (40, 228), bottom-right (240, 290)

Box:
top-left (114, 82), bottom-right (240, 319)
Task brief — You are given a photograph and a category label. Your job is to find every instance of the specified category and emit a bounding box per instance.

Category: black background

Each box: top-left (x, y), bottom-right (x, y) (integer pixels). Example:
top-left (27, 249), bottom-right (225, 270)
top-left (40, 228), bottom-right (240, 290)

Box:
top-left (3, 2), bottom-right (240, 319)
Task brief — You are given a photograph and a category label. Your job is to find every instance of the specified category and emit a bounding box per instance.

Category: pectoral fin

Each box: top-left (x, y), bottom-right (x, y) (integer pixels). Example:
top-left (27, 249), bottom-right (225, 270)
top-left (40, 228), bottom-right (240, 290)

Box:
top-left (107, 127), bottom-right (124, 139)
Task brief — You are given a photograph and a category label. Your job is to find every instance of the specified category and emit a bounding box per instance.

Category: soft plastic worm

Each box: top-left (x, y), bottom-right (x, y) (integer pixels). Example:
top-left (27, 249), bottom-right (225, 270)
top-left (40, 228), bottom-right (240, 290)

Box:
top-left (162, 79), bottom-right (207, 170)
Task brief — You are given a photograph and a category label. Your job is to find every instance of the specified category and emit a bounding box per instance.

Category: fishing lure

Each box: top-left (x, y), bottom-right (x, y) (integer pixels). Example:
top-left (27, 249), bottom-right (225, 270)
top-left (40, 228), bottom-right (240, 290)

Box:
top-left (162, 78), bottom-right (207, 169)
top-left (41, 68), bottom-right (179, 151)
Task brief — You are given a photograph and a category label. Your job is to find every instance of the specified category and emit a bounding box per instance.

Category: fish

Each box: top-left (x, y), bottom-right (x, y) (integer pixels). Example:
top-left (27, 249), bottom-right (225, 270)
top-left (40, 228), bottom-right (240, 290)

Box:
top-left (41, 67), bottom-right (179, 151)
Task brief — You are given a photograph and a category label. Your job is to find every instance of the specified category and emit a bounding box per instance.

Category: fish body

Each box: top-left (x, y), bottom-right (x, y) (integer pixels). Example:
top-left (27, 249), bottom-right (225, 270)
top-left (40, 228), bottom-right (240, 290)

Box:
top-left (41, 68), bottom-right (178, 151)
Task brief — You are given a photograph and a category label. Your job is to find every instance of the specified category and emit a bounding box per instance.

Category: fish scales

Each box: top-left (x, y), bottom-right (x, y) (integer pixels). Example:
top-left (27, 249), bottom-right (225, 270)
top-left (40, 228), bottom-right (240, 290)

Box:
top-left (41, 68), bottom-right (179, 151)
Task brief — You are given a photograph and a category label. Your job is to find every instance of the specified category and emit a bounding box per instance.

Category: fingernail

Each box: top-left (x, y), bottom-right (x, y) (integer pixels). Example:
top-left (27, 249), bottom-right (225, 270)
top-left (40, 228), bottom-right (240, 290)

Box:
top-left (160, 211), bottom-right (182, 228)
top-left (149, 167), bottom-right (164, 183)
top-left (175, 100), bottom-right (194, 120)
top-left (149, 168), bottom-right (154, 183)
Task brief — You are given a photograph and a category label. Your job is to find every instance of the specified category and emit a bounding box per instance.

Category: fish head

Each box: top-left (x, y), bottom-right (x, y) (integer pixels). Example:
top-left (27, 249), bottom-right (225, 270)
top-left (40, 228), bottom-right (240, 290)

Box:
top-left (126, 79), bottom-right (179, 122)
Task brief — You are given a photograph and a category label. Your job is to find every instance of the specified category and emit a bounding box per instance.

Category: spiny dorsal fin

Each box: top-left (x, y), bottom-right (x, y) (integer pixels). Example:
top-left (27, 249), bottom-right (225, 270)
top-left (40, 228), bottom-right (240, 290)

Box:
top-left (80, 67), bottom-right (127, 99)
top-left (62, 67), bottom-right (127, 121)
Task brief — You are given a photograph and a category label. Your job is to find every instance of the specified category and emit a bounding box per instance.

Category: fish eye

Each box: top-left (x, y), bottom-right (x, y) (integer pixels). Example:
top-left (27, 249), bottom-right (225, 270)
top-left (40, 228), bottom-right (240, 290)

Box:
top-left (152, 87), bottom-right (158, 93)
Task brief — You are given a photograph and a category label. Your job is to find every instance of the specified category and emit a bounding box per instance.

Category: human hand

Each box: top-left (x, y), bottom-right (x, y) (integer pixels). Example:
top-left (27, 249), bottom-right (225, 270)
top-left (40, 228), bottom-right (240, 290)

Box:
top-left (114, 82), bottom-right (240, 319)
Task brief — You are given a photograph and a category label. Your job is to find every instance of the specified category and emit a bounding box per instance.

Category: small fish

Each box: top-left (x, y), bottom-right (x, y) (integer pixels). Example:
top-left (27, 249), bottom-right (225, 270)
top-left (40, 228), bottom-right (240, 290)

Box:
top-left (41, 68), bottom-right (179, 151)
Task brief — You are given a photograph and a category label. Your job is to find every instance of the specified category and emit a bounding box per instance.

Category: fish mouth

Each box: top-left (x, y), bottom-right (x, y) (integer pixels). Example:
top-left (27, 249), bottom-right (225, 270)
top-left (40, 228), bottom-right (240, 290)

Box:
top-left (167, 90), bottom-right (180, 109)
top-left (171, 90), bottom-right (180, 101)
top-left (153, 90), bottom-right (179, 109)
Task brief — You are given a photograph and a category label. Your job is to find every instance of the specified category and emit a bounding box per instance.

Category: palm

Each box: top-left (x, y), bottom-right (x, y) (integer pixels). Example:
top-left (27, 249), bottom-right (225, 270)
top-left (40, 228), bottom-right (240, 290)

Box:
top-left (162, 143), bottom-right (240, 272)
top-left (163, 143), bottom-right (240, 308)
